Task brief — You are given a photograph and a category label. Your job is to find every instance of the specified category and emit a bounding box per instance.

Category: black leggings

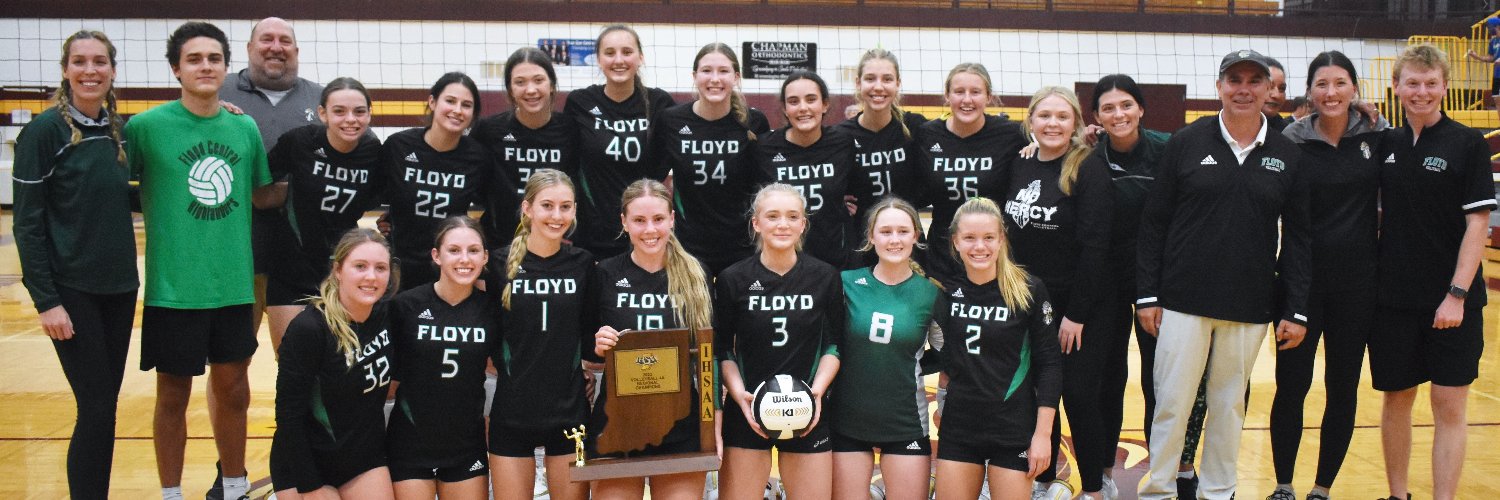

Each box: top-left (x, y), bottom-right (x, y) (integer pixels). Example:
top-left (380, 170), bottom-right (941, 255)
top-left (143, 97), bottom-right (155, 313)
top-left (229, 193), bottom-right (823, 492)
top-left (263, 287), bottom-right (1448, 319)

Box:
top-left (1270, 290), bottom-right (1371, 487)
top-left (51, 285), bottom-right (137, 500)
top-left (1035, 291), bottom-right (1129, 493)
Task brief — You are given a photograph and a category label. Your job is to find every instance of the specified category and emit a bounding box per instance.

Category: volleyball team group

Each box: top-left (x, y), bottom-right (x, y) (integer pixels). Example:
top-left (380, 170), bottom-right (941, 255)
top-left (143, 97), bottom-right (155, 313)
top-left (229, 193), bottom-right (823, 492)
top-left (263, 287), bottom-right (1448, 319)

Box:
top-left (12, 15), bottom-right (1490, 500)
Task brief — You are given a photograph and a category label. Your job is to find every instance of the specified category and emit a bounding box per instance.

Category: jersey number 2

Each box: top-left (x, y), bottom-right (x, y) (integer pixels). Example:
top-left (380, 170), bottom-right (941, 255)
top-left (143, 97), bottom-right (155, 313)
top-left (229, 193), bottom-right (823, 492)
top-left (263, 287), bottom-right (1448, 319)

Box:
top-left (965, 325), bottom-right (982, 354)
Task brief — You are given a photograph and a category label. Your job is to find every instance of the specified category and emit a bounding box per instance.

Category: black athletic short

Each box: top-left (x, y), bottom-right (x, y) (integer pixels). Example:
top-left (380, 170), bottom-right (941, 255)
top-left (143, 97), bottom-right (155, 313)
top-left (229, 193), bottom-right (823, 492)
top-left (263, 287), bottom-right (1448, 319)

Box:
top-left (266, 271), bottom-right (319, 306)
top-left (272, 447), bottom-right (386, 493)
top-left (1369, 307), bottom-right (1484, 391)
top-left (141, 304), bottom-right (257, 376)
top-left (721, 399), bottom-right (830, 453)
top-left (488, 422), bottom-right (578, 458)
top-left (389, 454), bottom-right (489, 483)
top-left (831, 431), bottom-right (932, 456)
top-left (936, 433), bottom-right (1029, 473)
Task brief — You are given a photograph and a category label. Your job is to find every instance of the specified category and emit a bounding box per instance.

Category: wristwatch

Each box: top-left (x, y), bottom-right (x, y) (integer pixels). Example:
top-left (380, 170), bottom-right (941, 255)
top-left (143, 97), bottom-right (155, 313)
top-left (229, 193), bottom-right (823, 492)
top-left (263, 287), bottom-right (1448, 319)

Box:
top-left (1447, 284), bottom-right (1468, 300)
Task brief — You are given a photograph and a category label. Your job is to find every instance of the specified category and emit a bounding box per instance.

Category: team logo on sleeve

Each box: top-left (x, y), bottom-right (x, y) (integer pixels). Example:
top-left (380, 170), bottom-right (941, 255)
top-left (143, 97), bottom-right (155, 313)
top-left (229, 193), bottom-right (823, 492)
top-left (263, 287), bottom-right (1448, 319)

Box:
top-left (1360, 142), bottom-right (1371, 159)
top-left (1041, 301), bottom-right (1054, 325)
top-left (1260, 157), bottom-right (1285, 172)
top-left (1422, 156), bottom-right (1448, 172)
top-left (178, 140), bottom-right (244, 221)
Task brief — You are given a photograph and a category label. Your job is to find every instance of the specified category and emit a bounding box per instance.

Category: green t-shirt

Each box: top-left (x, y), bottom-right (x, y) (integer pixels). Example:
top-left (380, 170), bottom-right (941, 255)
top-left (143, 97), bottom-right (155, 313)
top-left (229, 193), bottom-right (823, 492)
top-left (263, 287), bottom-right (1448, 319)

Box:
top-left (125, 100), bottom-right (271, 308)
top-left (829, 266), bottom-right (941, 442)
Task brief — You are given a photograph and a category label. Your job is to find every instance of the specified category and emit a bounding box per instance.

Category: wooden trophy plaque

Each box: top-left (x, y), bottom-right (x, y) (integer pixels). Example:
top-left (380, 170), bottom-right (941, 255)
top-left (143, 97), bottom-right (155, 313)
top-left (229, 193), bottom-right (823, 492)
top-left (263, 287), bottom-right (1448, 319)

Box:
top-left (569, 327), bottom-right (719, 481)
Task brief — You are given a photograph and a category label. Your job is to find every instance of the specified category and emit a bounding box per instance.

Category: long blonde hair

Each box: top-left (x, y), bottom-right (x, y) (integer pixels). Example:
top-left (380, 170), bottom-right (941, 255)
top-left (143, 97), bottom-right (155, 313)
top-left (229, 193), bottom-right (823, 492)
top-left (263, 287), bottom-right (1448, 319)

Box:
top-left (856, 48), bottom-right (911, 140)
top-left (501, 168), bottom-right (576, 309)
top-left (53, 30), bottom-right (126, 165)
top-left (747, 183), bottom-right (809, 252)
top-left (621, 179), bottom-right (712, 331)
top-left (1023, 86), bottom-right (1093, 196)
top-left (858, 196), bottom-right (931, 280)
top-left (597, 24), bottom-right (654, 120)
top-left (948, 197), bottom-right (1032, 312)
top-left (694, 43), bottom-right (756, 141)
top-left (311, 228), bottom-right (399, 364)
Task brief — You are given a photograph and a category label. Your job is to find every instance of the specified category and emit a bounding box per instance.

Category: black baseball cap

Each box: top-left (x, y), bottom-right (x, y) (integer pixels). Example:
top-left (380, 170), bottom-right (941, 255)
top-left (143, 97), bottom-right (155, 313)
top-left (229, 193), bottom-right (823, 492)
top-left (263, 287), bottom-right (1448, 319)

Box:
top-left (1219, 49), bottom-right (1272, 76)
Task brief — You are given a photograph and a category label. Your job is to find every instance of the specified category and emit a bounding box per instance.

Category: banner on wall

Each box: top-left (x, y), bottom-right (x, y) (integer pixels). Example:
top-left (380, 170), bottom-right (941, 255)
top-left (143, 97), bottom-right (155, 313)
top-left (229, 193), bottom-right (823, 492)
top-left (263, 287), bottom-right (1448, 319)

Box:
top-left (742, 42), bottom-right (817, 80)
top-left (538, 39), bottom-right (597, 66)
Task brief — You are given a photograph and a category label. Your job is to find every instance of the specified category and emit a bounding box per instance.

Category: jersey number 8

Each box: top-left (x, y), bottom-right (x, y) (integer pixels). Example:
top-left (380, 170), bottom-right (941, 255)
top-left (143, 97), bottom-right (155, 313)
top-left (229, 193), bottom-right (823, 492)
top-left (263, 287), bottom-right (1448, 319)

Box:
top-left (869, 312), bottom-right (894, 344)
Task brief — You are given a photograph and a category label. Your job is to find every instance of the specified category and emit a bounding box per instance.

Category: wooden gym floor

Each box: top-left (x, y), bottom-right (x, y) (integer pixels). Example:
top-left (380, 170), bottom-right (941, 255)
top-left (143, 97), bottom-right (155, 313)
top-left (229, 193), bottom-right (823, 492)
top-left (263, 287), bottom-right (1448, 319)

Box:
top-left (0, 211), bottom-right (1497, 499)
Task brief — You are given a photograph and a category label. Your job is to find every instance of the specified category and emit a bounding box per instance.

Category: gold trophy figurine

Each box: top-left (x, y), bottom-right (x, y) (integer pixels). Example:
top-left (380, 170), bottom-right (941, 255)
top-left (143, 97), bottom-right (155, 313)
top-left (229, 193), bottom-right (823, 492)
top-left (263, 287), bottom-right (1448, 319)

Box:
top-left (564, 425), bottom-right (587, 467)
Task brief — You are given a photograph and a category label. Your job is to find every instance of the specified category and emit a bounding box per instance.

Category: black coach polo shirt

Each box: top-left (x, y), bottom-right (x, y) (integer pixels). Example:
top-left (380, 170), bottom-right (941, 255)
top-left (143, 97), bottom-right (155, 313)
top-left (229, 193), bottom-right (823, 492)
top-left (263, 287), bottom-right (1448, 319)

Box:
top-left (1378, 113), bottom-right (1498, 312)
top-left (1137, 113), bottom-right (1311, 326)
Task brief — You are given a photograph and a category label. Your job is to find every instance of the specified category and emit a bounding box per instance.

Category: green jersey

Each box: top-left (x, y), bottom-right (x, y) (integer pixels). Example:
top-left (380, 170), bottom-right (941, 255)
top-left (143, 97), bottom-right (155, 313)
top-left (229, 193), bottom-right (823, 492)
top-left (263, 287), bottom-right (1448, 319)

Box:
top-left (829, 267), bottom-right (941, 442)
top-left (126, 101), bottom-right (271, 308)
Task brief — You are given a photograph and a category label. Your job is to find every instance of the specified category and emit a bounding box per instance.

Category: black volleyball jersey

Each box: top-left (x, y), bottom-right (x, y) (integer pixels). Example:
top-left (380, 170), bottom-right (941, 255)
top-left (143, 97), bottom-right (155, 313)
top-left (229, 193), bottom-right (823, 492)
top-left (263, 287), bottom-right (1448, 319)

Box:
top-left (652, 102), bottom-right (770, 262)
top-left (1282, 114), bottom-right (1385, 293)
top-left (471, 111), bottom-right (578, 247)
top-left (564, 85), bottom-right (676, 255)
top-left (487, 244), bottom-right (598, 430)
top-left (1378, 113), bottom-right (1497, 311)
top-left (915, 116), bottom-right (1027, 246)
top-left (834, 110), bottom-right (930, 210)
top-left (595, 253), bottom-right (686, 332)
top-left (754, 127), bottom-right (866, 268)
top-left (272, 302), bottom-right (393, 493)
top-left (267, 124), bottom-right (385, 286)
top-left (933, 275), bottom-right (1060, 447)
top-left (713, 255), bottom-right (845, 390)
top-left (1002, 155), bottom-right (1114, 319)
top-left (590, 253), bottom-right (706, 455)
top-left (387, 284), bottom-right (500, 467)
top-left (380, 128), bottom-right (490, 281)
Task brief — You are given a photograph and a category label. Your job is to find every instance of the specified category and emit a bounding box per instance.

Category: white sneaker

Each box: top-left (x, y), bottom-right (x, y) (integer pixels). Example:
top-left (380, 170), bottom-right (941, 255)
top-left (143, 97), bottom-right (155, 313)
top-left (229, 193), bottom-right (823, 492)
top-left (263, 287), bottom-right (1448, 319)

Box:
top-left (1032, 481), bottom-right (1048, 500)
top-left (1043, 481), bottom-right (1073, 500)
top-left (1100, 475), bottom-right (1119, 500)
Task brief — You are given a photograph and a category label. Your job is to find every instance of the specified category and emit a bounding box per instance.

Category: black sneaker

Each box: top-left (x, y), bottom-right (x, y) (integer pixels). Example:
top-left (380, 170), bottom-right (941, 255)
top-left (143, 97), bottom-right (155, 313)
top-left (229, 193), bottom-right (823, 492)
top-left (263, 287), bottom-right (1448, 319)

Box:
top-left (1176, 473), bottom-right (1198, 500)
top-left (1267, 487), bottom-right (1296, 500)
top-left (1305, 490), bottom-right (1329, 500)
top-left (205, 461), bottom-right (223, 500)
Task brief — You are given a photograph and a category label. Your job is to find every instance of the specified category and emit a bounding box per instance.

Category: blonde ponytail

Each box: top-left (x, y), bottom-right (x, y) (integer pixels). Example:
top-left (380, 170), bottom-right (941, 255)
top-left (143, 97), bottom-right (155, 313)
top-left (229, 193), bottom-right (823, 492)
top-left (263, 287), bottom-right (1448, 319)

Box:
top-left (948, 197), bottom-right (1033, 312)
top-left (1023, 86), bottom-right (1094, 195)
top-left (856, 48), bottom-right (911, 140)
top-left (310, 228), bottom-right (398, 364)
top-left (621, 179), bottom-right (713, 330)
top-left (502, 168), bottom-right (577, 309)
